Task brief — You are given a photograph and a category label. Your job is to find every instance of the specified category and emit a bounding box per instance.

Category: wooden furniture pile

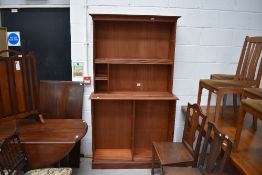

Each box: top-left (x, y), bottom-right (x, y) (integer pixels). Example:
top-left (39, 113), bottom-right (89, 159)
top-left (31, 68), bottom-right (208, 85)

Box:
top-left (193, 36), bottom-right (262, 175)
top-left (90, 14), bottom-right (180, 168)
top-left (181, 105), bottom-right (262, 175)
top-left (0, 50), bottom-right (87, 169)
top-left (162, 122), bottom-right (233, 175)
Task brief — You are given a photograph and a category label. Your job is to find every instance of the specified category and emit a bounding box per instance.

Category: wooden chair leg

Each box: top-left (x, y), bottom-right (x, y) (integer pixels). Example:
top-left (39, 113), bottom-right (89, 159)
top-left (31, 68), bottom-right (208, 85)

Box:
top-left (207, 91), bottom-right (212, 116)
top-left (252, 117), bottom-right (257, 131)
top-left (214, 92), bottom-right (222, 122)
top-left (197, 83), bottom-right (203, 106)
top-left (151, 145), bottom-right (155, 175)
top-left (222, 95), bottom-right (227, 117)
top-left (234, 107), bottom-right (246, 151)
top-left (233, 94), bottom-right (238, 116)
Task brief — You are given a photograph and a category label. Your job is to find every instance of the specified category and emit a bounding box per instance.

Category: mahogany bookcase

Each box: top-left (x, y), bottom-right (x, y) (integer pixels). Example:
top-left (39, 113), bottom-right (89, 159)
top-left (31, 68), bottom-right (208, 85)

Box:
top-left (90, 14), bottom-right (180, 168)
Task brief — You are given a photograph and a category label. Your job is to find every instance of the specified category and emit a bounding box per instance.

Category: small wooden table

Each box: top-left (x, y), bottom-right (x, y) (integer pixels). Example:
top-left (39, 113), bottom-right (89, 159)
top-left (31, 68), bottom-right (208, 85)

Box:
top-left (0, 119), bottom-right (88, 169)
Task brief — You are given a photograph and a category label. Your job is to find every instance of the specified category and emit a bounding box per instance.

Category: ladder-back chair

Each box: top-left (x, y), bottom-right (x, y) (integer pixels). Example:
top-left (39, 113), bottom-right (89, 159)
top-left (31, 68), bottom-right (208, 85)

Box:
top-left (197, 36), bottom-right (262, 122)
top-left (162, 122), bottom-right (233, 175)
top-left (0, 132), bottom-right (72, 175)
top-left (152, 103), bottom-right (207, 175)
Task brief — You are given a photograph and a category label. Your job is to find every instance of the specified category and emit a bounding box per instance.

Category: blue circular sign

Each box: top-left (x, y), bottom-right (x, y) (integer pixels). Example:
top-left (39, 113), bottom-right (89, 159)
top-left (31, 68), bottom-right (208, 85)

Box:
top-left (8, 33), bottom-right (19, 45)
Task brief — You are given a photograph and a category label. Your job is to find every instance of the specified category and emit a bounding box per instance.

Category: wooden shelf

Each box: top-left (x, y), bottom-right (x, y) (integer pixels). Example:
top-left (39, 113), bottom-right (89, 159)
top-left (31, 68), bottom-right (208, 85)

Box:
top-left (94, 149), bottom-right (132, 161)
top-left (134, 148), bottom-right (152, 161)
top-left (95, 58), bottom-right (173, 65)
top-left (90, 92), bottom-right (178, 100)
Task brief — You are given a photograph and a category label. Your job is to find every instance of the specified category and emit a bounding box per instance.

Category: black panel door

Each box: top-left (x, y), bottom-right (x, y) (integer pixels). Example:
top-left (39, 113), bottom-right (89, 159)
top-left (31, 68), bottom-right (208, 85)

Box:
top-left (1, 8), bottom-right (72, 81)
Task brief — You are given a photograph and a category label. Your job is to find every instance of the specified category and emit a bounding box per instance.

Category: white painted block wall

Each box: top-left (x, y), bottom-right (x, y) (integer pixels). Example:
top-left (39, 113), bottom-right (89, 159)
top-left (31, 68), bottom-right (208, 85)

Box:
top-left (70, 0), bottom-right (262, 156)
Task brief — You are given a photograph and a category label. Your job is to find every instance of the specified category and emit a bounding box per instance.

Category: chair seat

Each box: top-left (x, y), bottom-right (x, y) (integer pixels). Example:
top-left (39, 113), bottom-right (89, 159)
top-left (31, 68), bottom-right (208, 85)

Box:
top-left (211, 74), bottom-right (235, 80)
top-left (153, 142), bottom-right (194, 166)
top-left (242, 99), bottom-right (262, 115)
top-left (25, 168), bottom-right (72, 175)
top-left (244, 88), bottom-right (262, 99)
top-left (163, 166), bottom-right (202, 175)
top-left (200, 79), bottom-right (256, 91)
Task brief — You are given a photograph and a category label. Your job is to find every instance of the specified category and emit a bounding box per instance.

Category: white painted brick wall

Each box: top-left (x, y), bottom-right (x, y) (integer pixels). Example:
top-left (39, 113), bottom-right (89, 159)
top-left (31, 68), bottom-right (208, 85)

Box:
top-left (70, 0), bottom-right (262, 155)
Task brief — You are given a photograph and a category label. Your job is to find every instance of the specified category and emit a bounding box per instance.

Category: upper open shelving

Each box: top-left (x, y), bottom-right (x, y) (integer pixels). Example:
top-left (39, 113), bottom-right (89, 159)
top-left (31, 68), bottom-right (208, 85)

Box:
top-left (92, 14), bottom-right (180, 93)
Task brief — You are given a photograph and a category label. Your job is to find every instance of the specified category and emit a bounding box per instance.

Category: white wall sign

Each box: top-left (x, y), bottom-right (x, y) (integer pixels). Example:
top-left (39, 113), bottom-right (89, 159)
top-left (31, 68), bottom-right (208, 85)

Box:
top-left (7, 31), bottom-right (21, 46)
top-left (72, 62), bottom-right (84, 77)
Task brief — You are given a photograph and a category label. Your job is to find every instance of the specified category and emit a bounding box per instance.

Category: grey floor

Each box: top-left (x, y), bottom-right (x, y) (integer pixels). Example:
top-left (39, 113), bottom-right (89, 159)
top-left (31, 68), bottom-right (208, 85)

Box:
top-left (73, 158), bottom-right (161, 175)
top-left (73, 158), bottom-right (238, 175)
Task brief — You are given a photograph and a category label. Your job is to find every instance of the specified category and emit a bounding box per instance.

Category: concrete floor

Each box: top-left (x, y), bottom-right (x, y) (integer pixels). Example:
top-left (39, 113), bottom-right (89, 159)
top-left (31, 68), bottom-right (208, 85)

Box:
top-left (73, 158), bottom-right (161, 175)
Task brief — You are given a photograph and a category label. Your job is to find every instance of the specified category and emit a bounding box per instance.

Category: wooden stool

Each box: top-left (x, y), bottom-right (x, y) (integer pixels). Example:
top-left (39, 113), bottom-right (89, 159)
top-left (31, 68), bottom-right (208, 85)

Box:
top-left (234, 99), bottom-right (262, 150)
top-left (242, 88), bottom-right (262, 130)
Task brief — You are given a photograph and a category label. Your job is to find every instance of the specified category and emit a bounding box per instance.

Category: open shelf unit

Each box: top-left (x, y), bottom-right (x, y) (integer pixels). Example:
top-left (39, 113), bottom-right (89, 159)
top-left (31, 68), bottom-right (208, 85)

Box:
top-left (90, 14), bottom-right (180, 168)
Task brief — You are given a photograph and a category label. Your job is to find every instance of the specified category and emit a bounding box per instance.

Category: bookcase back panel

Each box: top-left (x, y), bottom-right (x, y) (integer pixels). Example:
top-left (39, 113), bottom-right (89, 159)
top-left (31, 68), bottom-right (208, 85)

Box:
top-left (134, 101), bottom-right (169, 149)
top-left (95, 64), bottom-right (108, 76)
top-left (95, 21), bottom-right (171, 60)
top-left (109, 64), bottom-right (170, 91)
top-left (94, 100), bottom-right (133, 149)
top-left (95, 80), bottom-right (108, 92)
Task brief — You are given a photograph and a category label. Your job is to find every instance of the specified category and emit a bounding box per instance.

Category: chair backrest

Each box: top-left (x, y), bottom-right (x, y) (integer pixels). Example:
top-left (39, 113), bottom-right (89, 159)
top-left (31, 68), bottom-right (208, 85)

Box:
top-left (0, 50), bottom-right (39, 119)
top-left (235, 36), bottom-right (262, 87)
top-left (182, 103), bottom-right (207, 166)
top-left (198, 122), bottom-right (233, 174)
top-left (0, 132), bottom-right (29, 175)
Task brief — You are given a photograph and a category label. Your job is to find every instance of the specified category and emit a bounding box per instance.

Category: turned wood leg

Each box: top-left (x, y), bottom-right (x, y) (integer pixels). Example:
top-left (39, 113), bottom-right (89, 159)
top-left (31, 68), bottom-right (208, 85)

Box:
top-left (197, 83), bottom-right (203, 106)
top-left (207, 91), bottom-right (212, 116)
top-left (222, 95), bottom-right (227, 117)
top-left (252, 117), bottom-right (258, 131)
top-left (234, 106), bottom-right (246, 151)
top-left (214, 92), bottom-right (222, 122)
top-left (151, 144), bottom-right (155, 175)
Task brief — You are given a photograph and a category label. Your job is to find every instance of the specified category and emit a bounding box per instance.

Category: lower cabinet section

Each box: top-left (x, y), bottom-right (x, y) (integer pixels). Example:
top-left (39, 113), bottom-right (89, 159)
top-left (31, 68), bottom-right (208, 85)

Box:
top-left (91, 99), bottom-right (176, 168)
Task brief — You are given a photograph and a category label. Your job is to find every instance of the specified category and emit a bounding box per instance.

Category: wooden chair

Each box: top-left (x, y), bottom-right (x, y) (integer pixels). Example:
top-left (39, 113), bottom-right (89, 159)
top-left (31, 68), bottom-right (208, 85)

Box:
top-left (162, 122), bottom-right (233, 175)
top-left (197, 36), bottom-right (262, 122)
top-left (234, 99), bottom-right (262, 151)
top-left (0, 132), bottom-right (72, 175)
top-left (152, 103), bottom-right (207, 175)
